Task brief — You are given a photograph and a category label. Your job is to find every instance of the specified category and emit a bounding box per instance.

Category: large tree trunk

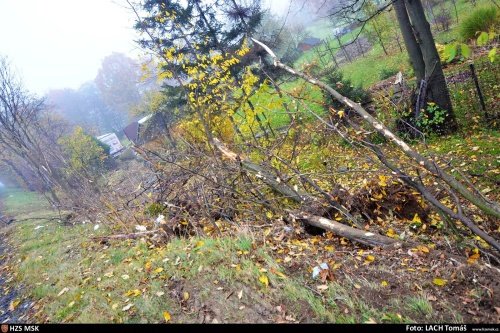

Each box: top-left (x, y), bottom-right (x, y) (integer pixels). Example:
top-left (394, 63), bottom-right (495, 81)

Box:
top-left (394, 0), bottom-right (425, 83)
top-left (405, 0), bottom-right (457, 133)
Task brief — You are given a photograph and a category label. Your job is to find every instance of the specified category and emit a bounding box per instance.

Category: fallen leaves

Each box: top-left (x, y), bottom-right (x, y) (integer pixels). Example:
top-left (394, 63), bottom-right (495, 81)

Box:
top-left (416, 245), bottom-right (430, 254)
top-left (467, 248), bottom-right (480, 264)
top-left (270, 267), bottom-right (287, 279)
top-left (121, 274), bottom-right (130, 280)
top-left (378, 175), bottom-right (388, 187)
top-left (125, 289), bottom-right (141, 297)
top-left (386, 228), bottom-right (397, 238)
top-left (364, 255), bottom-right (375, 264)
top-left (433, 278), bottom-right (448, 287)
top-left (259, 274), bottom-right (269, 287)
top-left (163, 311), bottom-right (171, 323)
top-left (9, 299), bottom-right (20, 311)
top-left (145, 261), bottom-right (152, 272)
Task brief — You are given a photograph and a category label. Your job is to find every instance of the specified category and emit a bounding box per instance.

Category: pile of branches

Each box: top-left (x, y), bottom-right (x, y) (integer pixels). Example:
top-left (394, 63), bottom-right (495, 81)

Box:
top-left (95, 40), bottom-right (499, 265)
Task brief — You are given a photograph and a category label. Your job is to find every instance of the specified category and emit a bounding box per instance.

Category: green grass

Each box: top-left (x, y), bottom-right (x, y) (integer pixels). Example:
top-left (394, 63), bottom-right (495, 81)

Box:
top-left (459, 5), bottom-right (498, 41)
top-left (341, 45), bottom-right (411, 88)
top-left (405, 296), bottom-right (433, 317)
top-left (1, 187), bottom-right (50, 215)
top-left (6, 189), bottom-right (455, 323)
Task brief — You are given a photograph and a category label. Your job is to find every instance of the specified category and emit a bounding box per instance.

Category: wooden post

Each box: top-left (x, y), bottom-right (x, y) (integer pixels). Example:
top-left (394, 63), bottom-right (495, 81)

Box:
top-left (324, 39), bottom-right (339, 68)
top-left (335, 34), bottom-right (351, 63)
top-left (468, 63), bottom-right (487, 117)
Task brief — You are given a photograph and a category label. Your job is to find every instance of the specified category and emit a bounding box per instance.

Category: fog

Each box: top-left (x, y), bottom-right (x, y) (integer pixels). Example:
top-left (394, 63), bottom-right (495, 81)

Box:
top-left (0, 0), bottom-right (140, 95)
top-left (0, 0), bottom-right (333, 96)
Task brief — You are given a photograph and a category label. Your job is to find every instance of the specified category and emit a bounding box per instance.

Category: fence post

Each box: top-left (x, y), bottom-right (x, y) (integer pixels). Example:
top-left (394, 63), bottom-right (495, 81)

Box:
top-left (468, 62), bottom-right (488, 118)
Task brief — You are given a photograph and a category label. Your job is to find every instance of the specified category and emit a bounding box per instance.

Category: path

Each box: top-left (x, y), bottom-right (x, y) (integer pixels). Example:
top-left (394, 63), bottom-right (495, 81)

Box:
top-left (0, 196), bottom-right (33, 323)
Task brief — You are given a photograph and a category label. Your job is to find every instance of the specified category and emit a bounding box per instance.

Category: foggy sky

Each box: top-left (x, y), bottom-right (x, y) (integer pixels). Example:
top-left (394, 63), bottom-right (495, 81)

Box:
top-left (0, 0), bottom-right (313, 96)
top-left (0, 0), bottom-right (140, 95)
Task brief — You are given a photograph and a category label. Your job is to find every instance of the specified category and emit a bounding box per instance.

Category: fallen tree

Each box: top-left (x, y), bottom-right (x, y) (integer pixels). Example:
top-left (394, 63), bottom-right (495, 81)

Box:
top-left (250, 38), bottom-right (500, 252)
top-left (213, 138), bottom-right (399, 248)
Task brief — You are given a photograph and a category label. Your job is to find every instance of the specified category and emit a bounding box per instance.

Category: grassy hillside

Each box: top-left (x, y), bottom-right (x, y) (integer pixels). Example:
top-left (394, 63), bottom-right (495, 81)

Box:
top-left (4, 188), bottom-right (498, 323)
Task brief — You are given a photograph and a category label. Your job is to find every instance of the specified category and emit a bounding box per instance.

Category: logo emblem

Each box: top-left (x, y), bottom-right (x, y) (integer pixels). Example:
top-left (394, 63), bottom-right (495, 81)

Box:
top-left (1, 324), bottom-right (8, 333)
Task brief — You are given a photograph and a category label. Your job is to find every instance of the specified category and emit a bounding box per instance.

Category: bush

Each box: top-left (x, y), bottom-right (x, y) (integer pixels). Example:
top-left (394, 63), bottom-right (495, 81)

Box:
top-left (59, 126), bottom-right (108, 178)
top-left (322, 70), bottom-right (370, 110)
top-left (460, 6), bottom-right (498, 41)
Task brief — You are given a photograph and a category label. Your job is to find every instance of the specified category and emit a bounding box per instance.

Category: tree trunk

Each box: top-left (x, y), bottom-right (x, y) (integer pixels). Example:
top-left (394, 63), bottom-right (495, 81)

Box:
top-left (394, 0), bottom-right (425, 83)
top-left (405, 0), bottom-right (457, 133)
top-left (290, 211), bottom-right (402, 248)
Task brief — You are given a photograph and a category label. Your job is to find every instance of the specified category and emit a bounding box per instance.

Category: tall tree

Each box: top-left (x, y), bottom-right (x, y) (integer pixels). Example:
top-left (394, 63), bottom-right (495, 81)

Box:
top-left (131, 0), bottom-right (263, 77)
top-left (95, 53), bottom-right (141, 131)
top-left (364, 0), bottom-right (391, 55)
top-left (397, 0), bottom-right (457, 133)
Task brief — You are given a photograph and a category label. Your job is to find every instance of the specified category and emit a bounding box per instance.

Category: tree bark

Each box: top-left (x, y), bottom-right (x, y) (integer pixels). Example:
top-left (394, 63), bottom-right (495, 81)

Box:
top-left (405, 0), bottom-right (457, 133)
top-left (289, 211), bottom-right (402, 248)
top-left (394, 0), bottom-right (425, 83)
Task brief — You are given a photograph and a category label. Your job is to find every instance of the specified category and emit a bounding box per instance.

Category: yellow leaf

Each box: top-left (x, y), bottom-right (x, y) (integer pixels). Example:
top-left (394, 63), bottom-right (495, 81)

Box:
top-left (381, 280), bottom-right (388, 287)
top-left (183, 292), bottom-right (190, 301)
top-left (412, 214), bottom-right (422, 224)
top-left (266, 211), bottom-right (273, 219)
top-left (112, 303), bottom-right (118, 310)
top-left (324, 245), bottom-right (334, 252)
top-left (145, 261), bottom-right (152, 271)
top-left (378, 175), bottom-right (388, 187)
top-left (338, 110), bottom-right (345, 118)
top-left (271, 268), bottom-right (287, 279)
top-left (259, 274), bottom-right (269, 287)
top-left (154, 267), bottom-right (164, 274)
top-left (68, 301), bottom-right (75, 308)
top-left (417, 245), bottom-right (429, 253)
top-left (340, 238), bottom-right (348, 245)
top-left (126, 289), bottom-right (141, 297)
top-left (366, 255), bottom-right (375, 262)
top-left (9, 299), bottom-right (20, 311)
top-left (163, 311), bottom-right (171, 323)
top-left (433, 278), bottom-right (447, 286)
top-left (386, 228), bottom-right (396, 238)
top-left (195, 240), bottom-right (205, 248)
top-left (467, 252), bottom-right (480, 264)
